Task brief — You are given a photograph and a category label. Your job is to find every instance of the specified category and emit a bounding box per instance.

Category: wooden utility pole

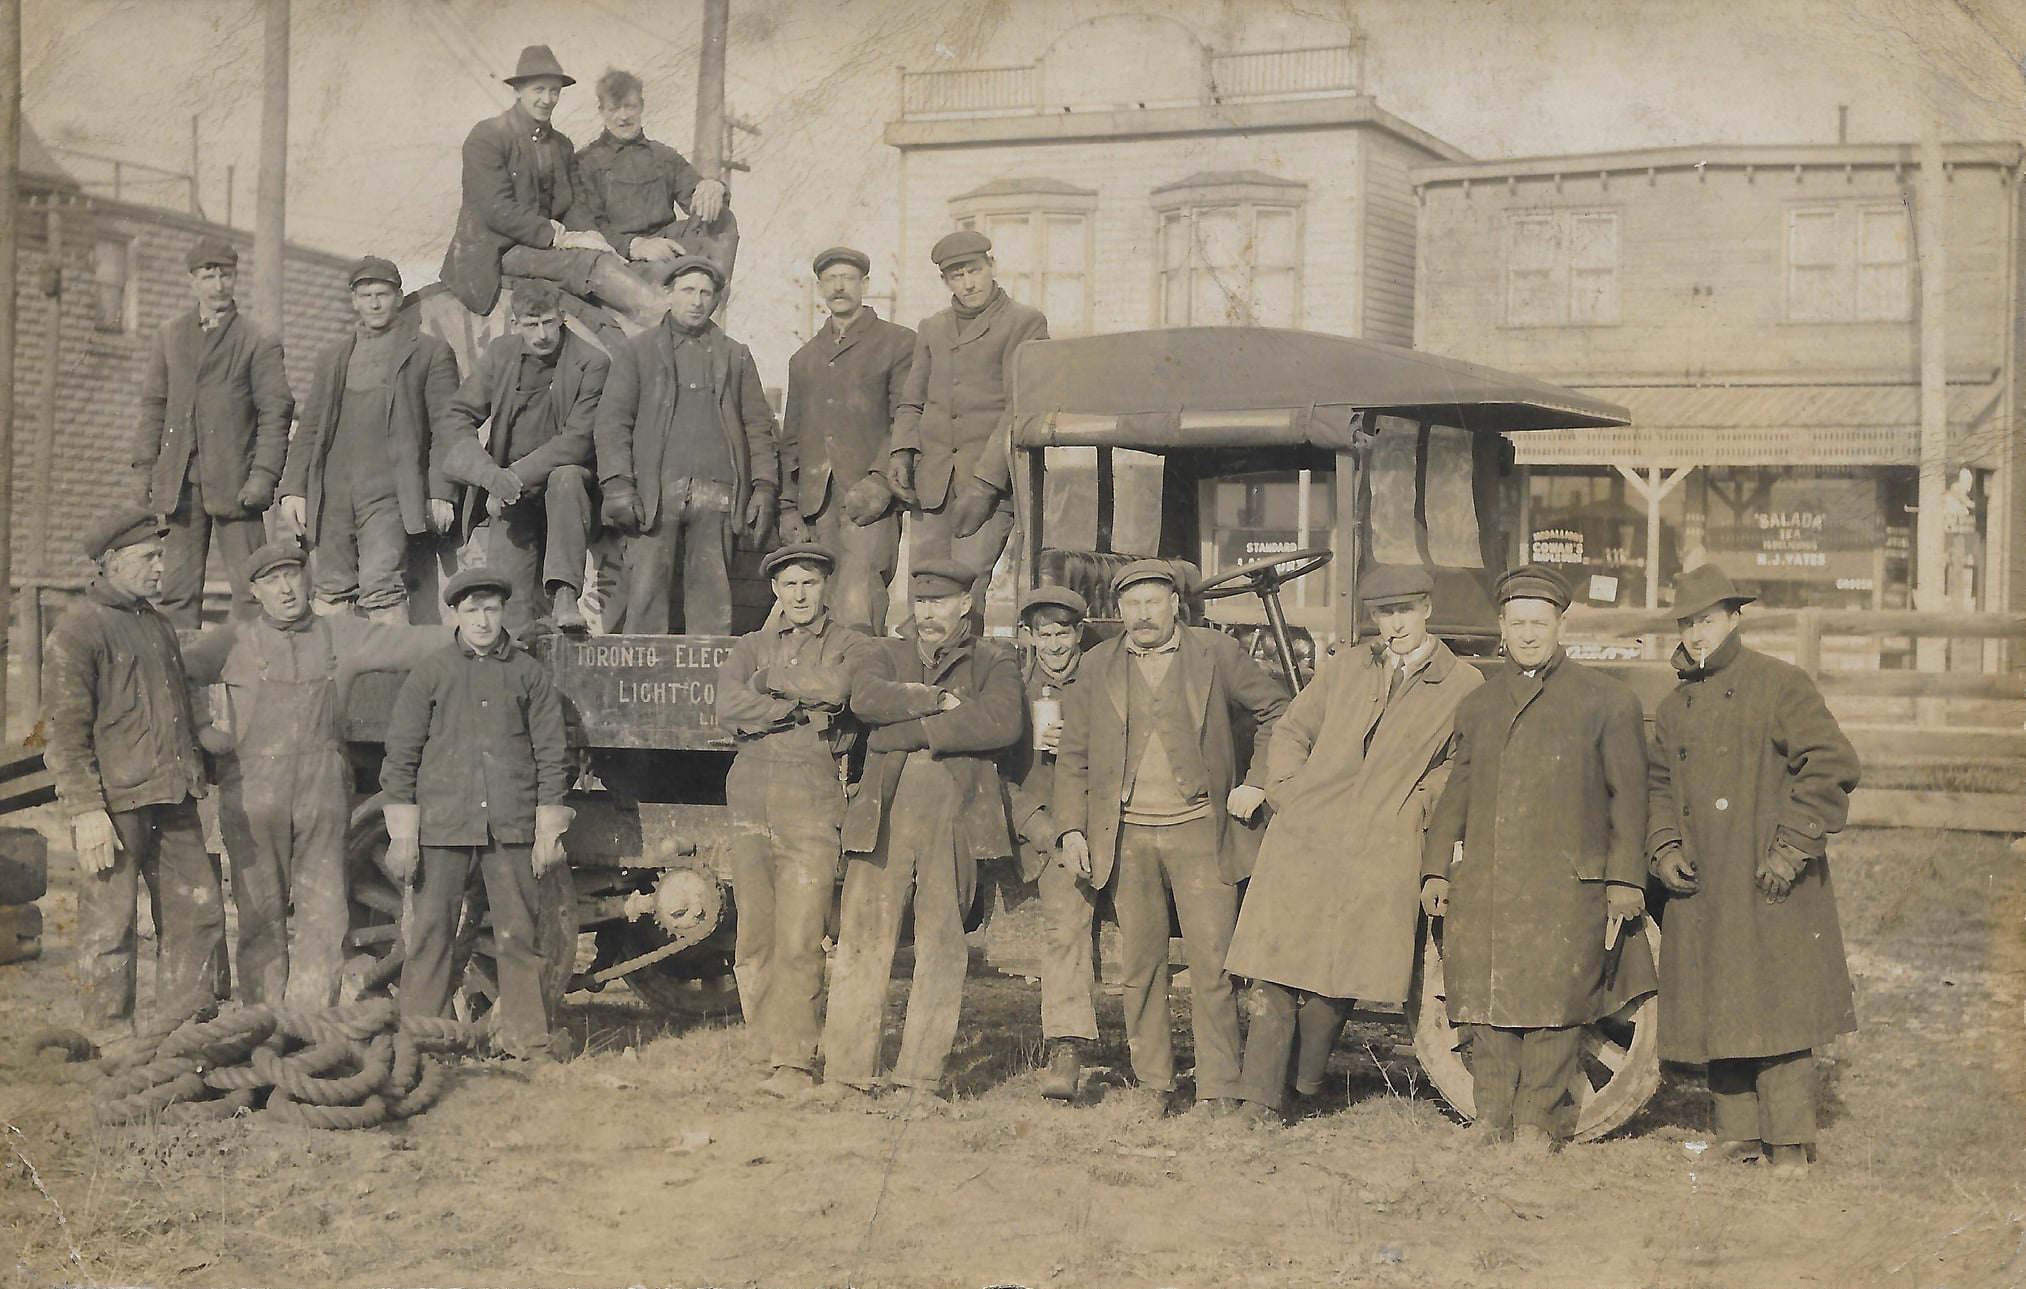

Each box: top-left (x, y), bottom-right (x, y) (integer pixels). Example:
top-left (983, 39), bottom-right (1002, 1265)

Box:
top-left (1915, 124), bottom-right (1948, 691)
top-left (188, 115), bottom-right (203, 217)
top-left (0, 0), bottom-right (21, 733)
top-left (694, 0), bottom-right (729, 180)
top-left (254, 0), bottom-right (289, 333)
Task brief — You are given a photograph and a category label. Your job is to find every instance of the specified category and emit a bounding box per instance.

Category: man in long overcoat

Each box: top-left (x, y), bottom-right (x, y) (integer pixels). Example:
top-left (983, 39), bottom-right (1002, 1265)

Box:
top-left (135, 237), bottom-right (294, 627)
top-left (1228, 565), bottom-right (1481, 1122)
top-left (437, 279), bottom-right (608, 632)
top-left (780, 246), bottom-right (915, 632)
top-left (1055, 560), bottom-right (1287, 1114)
top-left (1420, 565), bottom-right (1652, 1152)
top-left (1647, 565), bottom-right (1861, 1172)
top-left (279, 256), bottom-right (459, 623)
top-left (821, 561), bottom-right (1023, 1105)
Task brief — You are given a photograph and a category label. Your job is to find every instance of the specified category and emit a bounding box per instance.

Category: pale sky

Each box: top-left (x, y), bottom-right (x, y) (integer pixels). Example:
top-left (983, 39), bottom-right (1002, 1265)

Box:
top-left (27, 0), bottom-right (2026, 374)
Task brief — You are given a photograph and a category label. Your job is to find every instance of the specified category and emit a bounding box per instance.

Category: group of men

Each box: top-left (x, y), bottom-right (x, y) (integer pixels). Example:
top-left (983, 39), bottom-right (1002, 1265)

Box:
top-left (719, 548), bottom-right (1862, 1171)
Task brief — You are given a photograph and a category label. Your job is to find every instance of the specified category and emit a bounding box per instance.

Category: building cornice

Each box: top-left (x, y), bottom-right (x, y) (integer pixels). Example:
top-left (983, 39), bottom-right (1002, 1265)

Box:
top-left (1413, 141), bottom-right (2024, 190)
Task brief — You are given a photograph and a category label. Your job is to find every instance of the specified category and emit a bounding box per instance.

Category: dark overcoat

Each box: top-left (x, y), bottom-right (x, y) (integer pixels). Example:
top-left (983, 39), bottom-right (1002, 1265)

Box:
top-left (439, 105), bottom-right (598, 316)
top-left (1421, 650), bottom-right (1654, 1028)
top-left (438, 331), bottom-right (608, 542)
top-left (1647, 632), bottom-right (1861, 1062)
top-left (1053, 625), bottom-right (1286, 891)
top-left (782, 307), bottom-right (915, 520)
top-left (1225, 639), bottom-right (1480, 1002)
top-left (890, 289), bottom-right (1047, 509)
top-left (281, 330), bottom-right (460, 541)
top-left (136, 307), bottom-right (295, 517)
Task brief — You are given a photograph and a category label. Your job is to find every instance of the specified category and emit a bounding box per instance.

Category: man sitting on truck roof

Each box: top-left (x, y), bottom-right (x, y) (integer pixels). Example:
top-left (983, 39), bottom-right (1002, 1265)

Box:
top-left (575, 68), bottom-right (738, 285)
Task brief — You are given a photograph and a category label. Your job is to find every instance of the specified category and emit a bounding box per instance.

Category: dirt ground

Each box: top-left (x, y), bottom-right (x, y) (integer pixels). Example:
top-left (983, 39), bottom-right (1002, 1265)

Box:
top-left (3, 824), bottom-right (2022, 1289)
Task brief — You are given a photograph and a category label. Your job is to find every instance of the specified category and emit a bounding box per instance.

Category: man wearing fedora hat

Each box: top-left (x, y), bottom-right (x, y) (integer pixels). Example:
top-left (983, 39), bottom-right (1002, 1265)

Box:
top-left (1227, 565), bottom-right (1484, 1124)
top-left (135, 236), bottom-right (295, 628)
top-left (1054, 559), bottom-right (1287, 1115)
top-left (379, 567), bottom-right (572, 1060)
top-left (596, 256), bottom-right (779, 634)
top-left (715, 542), bottom-right (876, 1099)
top-left (44, 509), bottom-right (224, 1041)
top-left (439, 45), bottom-right (678, 326)
top-left (886, 230), bottom-right (1049, 620)
top-left (820, 559), bottom-right (1023, 1106)
top-left (1647, 565), bottom-right (1861, 1172)
top-left (780, 246), bottom-right (915, 633)
top-left (1421, 564), bottom-right (1654, 1154)
top-left (280, 255), bottom-right (461, 624)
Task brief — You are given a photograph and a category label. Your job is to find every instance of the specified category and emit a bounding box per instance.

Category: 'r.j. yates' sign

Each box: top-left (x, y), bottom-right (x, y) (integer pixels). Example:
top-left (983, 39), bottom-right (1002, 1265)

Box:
top-left (547, 634), bottom-right (740, 751)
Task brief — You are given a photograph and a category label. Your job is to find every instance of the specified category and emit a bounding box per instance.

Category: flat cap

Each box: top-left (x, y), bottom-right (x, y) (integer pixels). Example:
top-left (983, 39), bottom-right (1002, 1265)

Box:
top-left (930, 229), bottom-right (992, 269)
top-left (443, 565), bottom-right (515, 607)
top-left (668, 255), bottom-right (725, 289)
top-left (504, 44), bottom-right (575, 87)
top-left (186, 237), bottom-right (238, 272)
top-left (760, 542), bottom-right (837, 578)
top-left (244, 539), bottom-right (308, 582)
top-left (1018, 585), bottom-right (1089, 622)
top-left (812, 246), bottom-right (870, 276)
top-left (1362, 564), bottom-right (1435, 607)
top-left (1111, 558), bottom-right (1180, 596)
top-left (84, 508), bottom-right (168, 561)
top-left (910, 559), bottom-right (974, 597)
top-left (1494, 563), bottom-right (1572, 611)
top-left (1670, 563), bottom-right (1755, 620)
top-left (348, 255), bottom-right (402, 290)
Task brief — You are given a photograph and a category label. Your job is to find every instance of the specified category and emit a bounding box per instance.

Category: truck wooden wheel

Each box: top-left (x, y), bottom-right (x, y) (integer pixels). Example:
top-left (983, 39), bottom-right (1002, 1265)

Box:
top-left (1407, 919), bottom-right (1663, 1143)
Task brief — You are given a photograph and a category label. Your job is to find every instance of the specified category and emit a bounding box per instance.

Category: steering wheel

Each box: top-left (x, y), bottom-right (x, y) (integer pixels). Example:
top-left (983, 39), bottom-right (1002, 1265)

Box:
top-left (1195, 547), bottom-right (1334, 601)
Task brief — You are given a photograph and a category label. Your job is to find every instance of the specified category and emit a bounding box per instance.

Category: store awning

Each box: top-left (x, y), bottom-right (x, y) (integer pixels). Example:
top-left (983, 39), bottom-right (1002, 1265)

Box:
top-left (1515, 380), bottom-right (2006, 468)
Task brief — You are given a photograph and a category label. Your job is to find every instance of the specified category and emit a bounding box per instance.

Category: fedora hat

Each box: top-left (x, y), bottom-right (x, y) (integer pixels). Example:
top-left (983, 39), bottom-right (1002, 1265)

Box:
top-left (1670, 564), bottom-right (1755, 620)
top-left (504, 44), bottom-right (575, 88)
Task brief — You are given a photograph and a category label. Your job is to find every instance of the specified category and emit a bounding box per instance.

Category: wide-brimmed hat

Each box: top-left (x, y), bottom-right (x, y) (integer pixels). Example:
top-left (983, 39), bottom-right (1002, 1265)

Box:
top-left (504, 44), bottom-right (575, 88)
top-left (1670, 564), bottom-right (1756, 620)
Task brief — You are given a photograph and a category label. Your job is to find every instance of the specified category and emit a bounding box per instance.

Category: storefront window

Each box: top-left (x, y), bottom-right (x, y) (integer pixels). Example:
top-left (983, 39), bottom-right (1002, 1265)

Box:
top-left (1201, 469), bottom-right (1337, 612)
top-left (1525, 467), bottom-right (1684, 607)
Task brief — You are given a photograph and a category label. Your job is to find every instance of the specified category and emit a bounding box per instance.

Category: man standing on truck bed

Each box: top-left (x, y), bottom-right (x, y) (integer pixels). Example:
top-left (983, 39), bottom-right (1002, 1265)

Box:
top-left (279, 256), bottom-right (459, 624)
top-left (575, 67), bottom-right (738, 284)
top-left (134, 237), bottom-right (294, 628)
top-left (43, 510), bottom-right (224, 1042)
top-left (715, 542), bottom-right (874, 1099)
top-left (437, 279), bottom-right (608, 633)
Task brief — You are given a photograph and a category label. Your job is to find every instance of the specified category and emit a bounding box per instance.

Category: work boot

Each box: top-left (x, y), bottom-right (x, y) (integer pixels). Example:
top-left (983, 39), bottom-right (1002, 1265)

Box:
top-left (1458, 1119), bottom-right (1509, 1150)
top-left (1198, 1096), bottom-right (1245, 1118)
top-left (1235, 1100), bottom-right (1283, 1129)
top-left (588, 256), bottom-right (674, 327)
top-left (757, 1066), bottom-right (816, 1099)
top-left (549, 584), bottom-right (588, 633)
top-left (1039, 1041), bottom-right (1083, 1102)
top-left (1511, 1124), bottom-right (1556, 1157)
top-left (1714, 1138), bottom-right (1764, 1165)
top-left (1765, 1144), bottom-right (1812, 1174)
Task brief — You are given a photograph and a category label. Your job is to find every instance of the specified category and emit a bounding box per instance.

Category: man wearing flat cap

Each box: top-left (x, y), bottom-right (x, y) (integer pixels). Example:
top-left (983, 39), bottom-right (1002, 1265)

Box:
top-left (439, 44), bottom-right (676, 326)
top-left (887, 230), bottom-right (1049, 622)
top-left (1054, 559), bottom-right (1287, 1115)
top-left (576, 67), bottom-right (739, 284)
top-left (715, 542), bottom-right (876, 1098)
top-left (1647, 565), bottom-right (1861, 1172)
top-left (379, 566), bottom-right (572, 1060)
top-left (280, 255), bottom-right (460, 624)
top-left (135, 236), bottom-right (295, 628)
top-left (437, 278), bottom-right (608, 633)
top-left (1421, 564), bottom-right (1654, 1154)
top-left (180, 540), bottom-right (448, 1007)
top-left (596, 255), bottom-right (779, 634)
top-left (779, 246), bottom-right (915, 633)
top-left (43, 510), bottom-right (224, 1041)
top-left (821, 558), bottom-right (1023, 1106)
top-left (1227, 565), bottom-right (1483, 1125)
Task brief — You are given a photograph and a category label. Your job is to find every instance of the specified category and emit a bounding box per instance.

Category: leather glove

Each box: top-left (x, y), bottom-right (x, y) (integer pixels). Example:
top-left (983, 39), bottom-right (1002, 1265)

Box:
top-left (842, 472), bottom-right (895, 527)
top-left (773, 661), bottom-right (851, 709)
top-left (238, 473), bottom-right (276, 513)
top-left (744, 484), bottom-right (778, 545)
top-left (1057, 830), bottom-right (1093, 882)
top-left (1756, 839), bottom-right (1809, 902)
top-left (73, 809), bottom-right (121, 876)
top-left (1420, 875), bottom-right (1450, 918)
top-left (556, 228), bottom-right (618, 255)
top-left (948, 477), bottom-right (1002, 540)
top-left (1025, 808), bottom-right (1066, 851)
top-left (600, 482), bottom-right (645, 535)
top-left (488, 466), bottom-right (524, 507)
top-left (278, 495), bottom-right (308, 536)
top-left (533, 804), bottom-right (575, 877)
top-left (1652, 842), bottom-right (1699, 895)
top-left (1605, 882), bottom-right (1646, 922)
top-left (382, 803), bottom-right (421, 885)
top-left (1226, 784), bottom-right (1268, 821)
top-left (426, 500), bottom-right (456, 535)
top-left (886, 449), bottom-right (919, 507)
top-left (197, 724), bottom-right (236, 756)
top-left (777, 505), bottom-right (810, 545)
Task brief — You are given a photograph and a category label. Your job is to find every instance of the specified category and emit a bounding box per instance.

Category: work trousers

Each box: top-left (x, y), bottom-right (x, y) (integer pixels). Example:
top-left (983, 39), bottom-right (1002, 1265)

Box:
top-left (75, 798), bottom-right (227, 1030)
top-left (726, 754), bottom-right (843, 1073)
top-left (215, 748), bottom-right (350, 1008)
top-left (908, 495), bottom-right (1015, 628)
top-left (811, 502), bottom-right (898, 635)
top-left (1709, 1049), bottom-right (1818, 1146)
top-left (821, 756), bottom-right (967, 1091)
top-left (1112, 818), bottom-right (1242, 1100)
top-left (1465, 1023), bottom-right (1583, 1141)
top-left (1037, 858), bottom-right (1100, 1043)
top-left (1237, 981), bottom-right (1353, 1110)
top-left (160, 482), bottom-right (263, 628)
top-left (473, 464), bottom-right (597, 631)
top-left (621, 477), bottom-right (734, 634)
top-left (500, 244), bottom-right (603, 301)
top-left (401, 841), bottom-right (550, 1057)
top-left (312, 476), bottom-right (409, 616)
